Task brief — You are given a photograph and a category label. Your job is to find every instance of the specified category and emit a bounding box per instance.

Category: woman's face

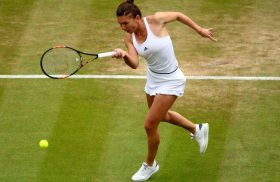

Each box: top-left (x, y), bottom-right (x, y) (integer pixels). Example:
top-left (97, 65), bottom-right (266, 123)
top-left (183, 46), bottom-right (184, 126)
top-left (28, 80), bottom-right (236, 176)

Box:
top-left (117, 15), bottom-right (140, 34)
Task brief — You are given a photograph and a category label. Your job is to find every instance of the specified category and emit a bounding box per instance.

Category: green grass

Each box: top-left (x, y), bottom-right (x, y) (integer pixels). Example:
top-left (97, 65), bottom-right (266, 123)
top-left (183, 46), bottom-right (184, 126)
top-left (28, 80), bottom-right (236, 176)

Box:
top-left (0, 80), bottom-right (279, 181)
top-left (0, 0), bottom-right (280, 181)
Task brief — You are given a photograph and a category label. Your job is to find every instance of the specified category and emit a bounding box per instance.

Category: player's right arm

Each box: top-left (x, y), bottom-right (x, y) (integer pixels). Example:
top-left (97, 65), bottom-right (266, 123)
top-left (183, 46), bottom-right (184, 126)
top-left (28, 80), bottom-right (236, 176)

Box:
top-left (114, 33), bottom-right (139, 69)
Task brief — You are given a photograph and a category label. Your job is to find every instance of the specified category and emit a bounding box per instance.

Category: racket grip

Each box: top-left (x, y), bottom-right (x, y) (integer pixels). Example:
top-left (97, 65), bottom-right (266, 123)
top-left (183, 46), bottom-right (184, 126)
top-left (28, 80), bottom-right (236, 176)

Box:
top-left (98, 51), bottom-right (115, 58)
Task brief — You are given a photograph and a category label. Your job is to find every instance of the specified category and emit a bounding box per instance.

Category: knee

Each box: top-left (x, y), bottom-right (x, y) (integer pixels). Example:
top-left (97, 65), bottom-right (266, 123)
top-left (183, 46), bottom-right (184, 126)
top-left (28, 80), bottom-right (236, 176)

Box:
top-left (144, 120), bottom-right (160, 142)
top-left (144, 122), bottom-right (155, 134)
top-left (144, 119), bottom-right (158, 134)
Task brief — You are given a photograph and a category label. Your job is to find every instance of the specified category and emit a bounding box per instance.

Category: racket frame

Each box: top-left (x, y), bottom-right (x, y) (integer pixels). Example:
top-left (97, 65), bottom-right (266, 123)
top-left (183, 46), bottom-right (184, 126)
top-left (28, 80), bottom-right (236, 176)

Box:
top-left (40, 45), bottom-right (114, 79)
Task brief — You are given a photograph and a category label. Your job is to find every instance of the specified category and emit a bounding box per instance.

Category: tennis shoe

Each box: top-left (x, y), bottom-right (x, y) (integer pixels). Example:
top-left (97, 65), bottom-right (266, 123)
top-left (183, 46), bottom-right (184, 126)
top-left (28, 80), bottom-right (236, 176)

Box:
top-left (191, 123), bottom-right (209, 154)
top-left (131, 161), bottom-right (159, 181)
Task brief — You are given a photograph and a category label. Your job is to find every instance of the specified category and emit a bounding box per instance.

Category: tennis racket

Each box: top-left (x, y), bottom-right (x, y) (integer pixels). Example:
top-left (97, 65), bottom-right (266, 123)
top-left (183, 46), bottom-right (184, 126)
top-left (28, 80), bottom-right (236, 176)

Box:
top-left (40, 45), bottom-right (115, 79)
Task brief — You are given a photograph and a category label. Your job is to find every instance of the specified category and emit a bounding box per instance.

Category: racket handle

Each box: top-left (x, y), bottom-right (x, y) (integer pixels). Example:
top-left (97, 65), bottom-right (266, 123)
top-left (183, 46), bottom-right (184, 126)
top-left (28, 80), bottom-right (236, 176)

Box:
top-left (98, 51), bottom-right (115, 58)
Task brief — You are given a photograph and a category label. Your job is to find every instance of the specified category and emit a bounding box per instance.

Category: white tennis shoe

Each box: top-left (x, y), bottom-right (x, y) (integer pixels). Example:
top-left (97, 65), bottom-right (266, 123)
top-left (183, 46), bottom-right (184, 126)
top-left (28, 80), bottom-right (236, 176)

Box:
top-left (191, 123), bottom-right (209, 154)
top-left (131, 161), bottom-right (159, 181)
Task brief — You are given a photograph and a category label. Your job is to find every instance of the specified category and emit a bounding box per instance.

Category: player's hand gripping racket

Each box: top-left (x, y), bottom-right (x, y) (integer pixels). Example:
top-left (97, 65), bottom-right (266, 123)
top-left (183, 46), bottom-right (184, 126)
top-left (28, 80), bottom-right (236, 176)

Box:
top-left (40, 45), bottom-right (115, 79)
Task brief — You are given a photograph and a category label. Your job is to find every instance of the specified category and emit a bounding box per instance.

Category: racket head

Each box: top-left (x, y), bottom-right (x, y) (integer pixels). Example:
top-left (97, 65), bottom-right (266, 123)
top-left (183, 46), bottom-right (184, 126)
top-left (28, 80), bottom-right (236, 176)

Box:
top-left (40, 45), bottom-right (86, 79)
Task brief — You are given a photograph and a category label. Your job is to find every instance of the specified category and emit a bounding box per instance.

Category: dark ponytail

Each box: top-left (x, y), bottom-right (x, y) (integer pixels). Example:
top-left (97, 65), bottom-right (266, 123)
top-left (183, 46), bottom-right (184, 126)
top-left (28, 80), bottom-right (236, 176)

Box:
top-left (116, 0), bottom-right (142, 18)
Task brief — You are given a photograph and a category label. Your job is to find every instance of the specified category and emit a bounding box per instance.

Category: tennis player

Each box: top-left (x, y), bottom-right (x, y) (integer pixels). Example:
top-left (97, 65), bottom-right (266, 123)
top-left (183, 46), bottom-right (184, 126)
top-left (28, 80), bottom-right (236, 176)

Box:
top-left (113, 0), bottom-right (216, 181)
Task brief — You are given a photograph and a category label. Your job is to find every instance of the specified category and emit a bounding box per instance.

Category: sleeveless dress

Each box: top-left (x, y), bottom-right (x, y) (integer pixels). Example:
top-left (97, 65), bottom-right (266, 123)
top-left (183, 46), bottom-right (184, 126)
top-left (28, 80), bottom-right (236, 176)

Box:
top-left (132, 17), bottom-right (186, 97)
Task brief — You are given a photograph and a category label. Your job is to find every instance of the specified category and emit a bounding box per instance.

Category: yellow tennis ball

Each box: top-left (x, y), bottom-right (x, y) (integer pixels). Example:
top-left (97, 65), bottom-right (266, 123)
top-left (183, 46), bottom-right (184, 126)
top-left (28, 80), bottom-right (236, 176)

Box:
top-left (39, 139), bottom-right (48, 148)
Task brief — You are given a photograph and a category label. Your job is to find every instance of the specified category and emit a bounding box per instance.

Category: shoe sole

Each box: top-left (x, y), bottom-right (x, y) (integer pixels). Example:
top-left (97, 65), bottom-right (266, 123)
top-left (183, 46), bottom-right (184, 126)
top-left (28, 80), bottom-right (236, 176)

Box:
top-left (201, 123), bottom-right (209, 153)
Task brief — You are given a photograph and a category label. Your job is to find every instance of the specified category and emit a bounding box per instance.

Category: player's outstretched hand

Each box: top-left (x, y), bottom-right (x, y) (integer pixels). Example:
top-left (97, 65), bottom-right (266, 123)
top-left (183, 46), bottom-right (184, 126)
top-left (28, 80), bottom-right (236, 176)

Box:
top-left (199, 28), bottom-right (217, 42)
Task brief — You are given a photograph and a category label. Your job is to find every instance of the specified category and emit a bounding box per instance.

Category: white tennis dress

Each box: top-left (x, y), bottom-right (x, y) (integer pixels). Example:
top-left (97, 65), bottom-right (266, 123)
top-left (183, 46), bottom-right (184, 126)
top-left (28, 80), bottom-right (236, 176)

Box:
top-left (132, 17), bottom-right (186, 96)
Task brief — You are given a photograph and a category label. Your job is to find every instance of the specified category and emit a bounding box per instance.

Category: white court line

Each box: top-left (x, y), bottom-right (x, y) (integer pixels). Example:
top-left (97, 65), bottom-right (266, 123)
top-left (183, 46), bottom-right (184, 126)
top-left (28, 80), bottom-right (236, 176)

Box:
top-left (0, 75), bottom-right (279, 80)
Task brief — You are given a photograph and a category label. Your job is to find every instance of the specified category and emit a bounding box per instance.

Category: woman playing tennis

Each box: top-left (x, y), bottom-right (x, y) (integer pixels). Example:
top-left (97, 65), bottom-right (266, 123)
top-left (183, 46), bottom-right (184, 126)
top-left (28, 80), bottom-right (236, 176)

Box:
top-left (113, 0), bottom-right (216, 181)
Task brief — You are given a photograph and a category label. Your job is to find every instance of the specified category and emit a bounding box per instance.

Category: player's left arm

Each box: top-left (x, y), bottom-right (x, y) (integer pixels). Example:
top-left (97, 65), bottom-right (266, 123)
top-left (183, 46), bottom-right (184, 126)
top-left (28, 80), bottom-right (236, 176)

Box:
top-left (153, 12), bottom-right (217, 41)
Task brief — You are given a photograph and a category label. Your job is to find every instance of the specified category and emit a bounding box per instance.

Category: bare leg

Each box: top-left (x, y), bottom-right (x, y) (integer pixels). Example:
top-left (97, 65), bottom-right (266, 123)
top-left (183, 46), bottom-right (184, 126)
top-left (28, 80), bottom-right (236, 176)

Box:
top-left (145, 94), bottom-right (197, 166)
top-left (163, 111), bottom-right (196, 134)
top-left (145, 94), bottom-right (178, 165)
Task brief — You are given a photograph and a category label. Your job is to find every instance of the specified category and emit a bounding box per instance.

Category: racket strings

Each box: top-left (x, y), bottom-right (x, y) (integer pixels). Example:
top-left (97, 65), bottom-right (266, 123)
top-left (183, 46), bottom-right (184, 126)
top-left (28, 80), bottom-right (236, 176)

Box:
top-left (42, 48), bottom-right (81, 77)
